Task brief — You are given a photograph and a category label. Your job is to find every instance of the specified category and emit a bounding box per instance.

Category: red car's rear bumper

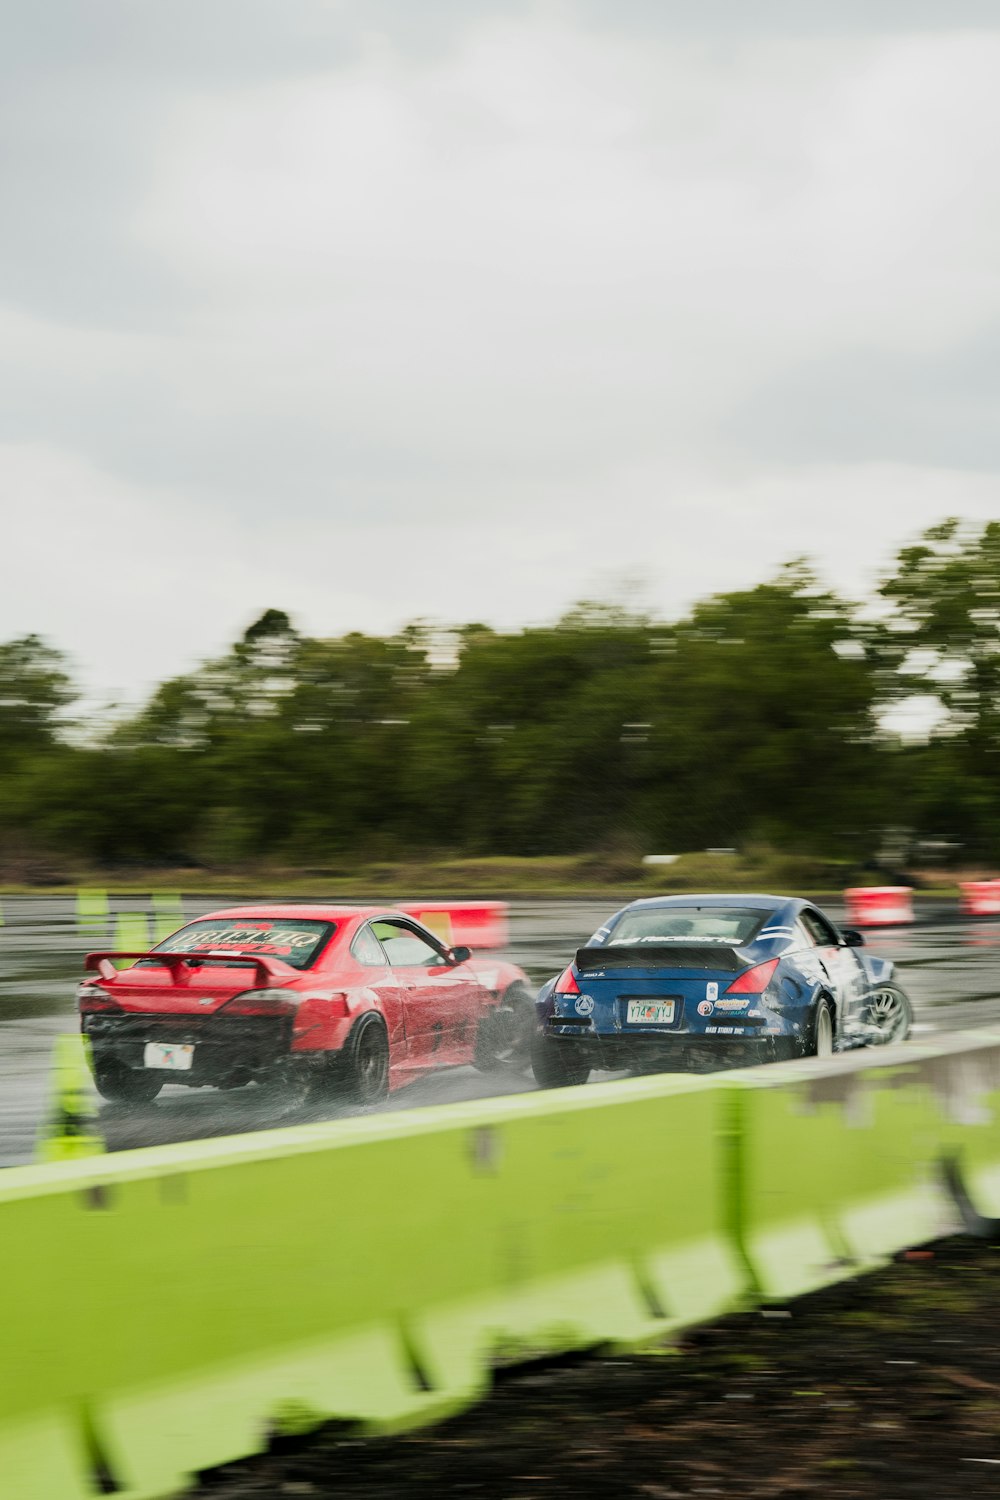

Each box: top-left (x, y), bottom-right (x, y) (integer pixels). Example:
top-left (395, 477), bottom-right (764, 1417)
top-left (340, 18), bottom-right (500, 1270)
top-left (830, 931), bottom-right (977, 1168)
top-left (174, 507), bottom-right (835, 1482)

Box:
top-left (82, 1009), bottom-right (298, 1088)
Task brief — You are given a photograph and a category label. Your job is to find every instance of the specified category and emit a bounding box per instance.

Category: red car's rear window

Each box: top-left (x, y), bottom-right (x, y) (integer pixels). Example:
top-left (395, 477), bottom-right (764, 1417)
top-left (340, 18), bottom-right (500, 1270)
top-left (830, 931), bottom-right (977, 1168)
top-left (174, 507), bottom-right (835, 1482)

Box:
top-left (153, 918), bottom-right (336, 970)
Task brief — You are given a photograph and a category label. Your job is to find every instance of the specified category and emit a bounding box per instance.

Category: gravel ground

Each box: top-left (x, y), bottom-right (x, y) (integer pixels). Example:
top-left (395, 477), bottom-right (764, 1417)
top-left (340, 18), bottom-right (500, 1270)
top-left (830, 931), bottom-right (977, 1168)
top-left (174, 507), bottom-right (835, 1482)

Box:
top-left (190, 1237), bottom-right (1000, 1500)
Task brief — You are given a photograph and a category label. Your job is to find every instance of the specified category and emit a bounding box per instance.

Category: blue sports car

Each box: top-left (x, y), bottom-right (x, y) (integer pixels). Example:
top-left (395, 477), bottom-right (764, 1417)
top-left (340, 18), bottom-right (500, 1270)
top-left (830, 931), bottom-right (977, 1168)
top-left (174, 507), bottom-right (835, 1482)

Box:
top-left (531, 893), bottom-right (913, 1088)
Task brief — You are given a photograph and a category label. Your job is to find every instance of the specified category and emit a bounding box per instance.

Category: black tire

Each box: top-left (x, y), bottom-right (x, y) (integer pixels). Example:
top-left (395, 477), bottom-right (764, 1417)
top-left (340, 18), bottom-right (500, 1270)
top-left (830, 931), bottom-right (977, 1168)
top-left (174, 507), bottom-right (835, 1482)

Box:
top-left (530, 1030), bottom-right (591, 1090)
top-left (93, 1062), bottom-right (163, 1104)
top-left (254, 1061), bottom-right (321, 1115)
top-left (866, 982), bottom-right (913, 1045)
top-left (340, 1016), bottom-right (390, 1107)
top-left (473, 984), bottom-right (535, 1074)
top-left (806, 997), bottom-right (835, 1059)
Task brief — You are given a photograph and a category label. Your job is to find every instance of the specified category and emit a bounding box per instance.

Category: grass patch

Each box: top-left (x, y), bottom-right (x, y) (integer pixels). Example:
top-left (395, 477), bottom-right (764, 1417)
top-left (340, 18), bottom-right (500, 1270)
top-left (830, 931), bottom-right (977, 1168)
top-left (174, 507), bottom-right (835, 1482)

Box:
top-left (0, 848), bottom-right (961, 900)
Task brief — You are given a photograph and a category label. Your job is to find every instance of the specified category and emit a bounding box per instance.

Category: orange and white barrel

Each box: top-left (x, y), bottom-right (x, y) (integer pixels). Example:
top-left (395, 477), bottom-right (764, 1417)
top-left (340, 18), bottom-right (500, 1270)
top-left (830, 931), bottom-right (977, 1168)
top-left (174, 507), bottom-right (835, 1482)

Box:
top-left (399, 900), bottom-right (510, 951)
top-left (843, 886), bottom-right (914, 927)
top-left (959, 880), bottom-right (1000, 917)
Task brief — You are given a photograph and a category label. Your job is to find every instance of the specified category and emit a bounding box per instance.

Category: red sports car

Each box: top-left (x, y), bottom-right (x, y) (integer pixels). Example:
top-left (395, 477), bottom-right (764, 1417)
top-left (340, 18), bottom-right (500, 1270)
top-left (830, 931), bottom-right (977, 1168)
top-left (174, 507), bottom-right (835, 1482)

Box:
top-left (77, 904), bottom-right (533, 1108)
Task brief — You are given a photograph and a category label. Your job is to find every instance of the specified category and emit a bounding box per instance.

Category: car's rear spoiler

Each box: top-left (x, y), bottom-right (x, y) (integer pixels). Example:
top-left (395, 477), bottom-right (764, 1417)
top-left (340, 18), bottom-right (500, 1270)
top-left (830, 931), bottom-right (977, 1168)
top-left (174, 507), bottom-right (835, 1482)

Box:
top-left (575, 944), bottom-right (747, 973)
top-left (83, 950), bottom-right (298, 986)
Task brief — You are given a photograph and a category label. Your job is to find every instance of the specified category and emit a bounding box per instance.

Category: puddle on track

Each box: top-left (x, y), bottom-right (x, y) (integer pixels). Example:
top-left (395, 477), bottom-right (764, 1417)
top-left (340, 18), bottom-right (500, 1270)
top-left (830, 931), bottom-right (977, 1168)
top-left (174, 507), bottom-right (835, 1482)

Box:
top-left (0, 896), bottom-right (998, 1165)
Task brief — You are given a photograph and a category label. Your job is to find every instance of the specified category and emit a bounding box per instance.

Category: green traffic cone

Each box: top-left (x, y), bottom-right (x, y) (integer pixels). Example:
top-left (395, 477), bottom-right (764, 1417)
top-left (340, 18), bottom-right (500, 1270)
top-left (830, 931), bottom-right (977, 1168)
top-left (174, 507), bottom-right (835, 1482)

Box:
top-left (152, 891), bottom-right (184, 943)
top-left (37, 1034), bottom-right (105, 1163)
top-left (76, 887), bottom-right (109, 934)
top-left (113, 909), bottom-right (150, 965)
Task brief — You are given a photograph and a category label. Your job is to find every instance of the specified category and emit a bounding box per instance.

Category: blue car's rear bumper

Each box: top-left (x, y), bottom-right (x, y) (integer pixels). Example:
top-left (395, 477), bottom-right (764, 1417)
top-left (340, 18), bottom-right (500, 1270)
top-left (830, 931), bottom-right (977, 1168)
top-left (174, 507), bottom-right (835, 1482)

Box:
top-left (537, 964), bottom-right (808, 1069)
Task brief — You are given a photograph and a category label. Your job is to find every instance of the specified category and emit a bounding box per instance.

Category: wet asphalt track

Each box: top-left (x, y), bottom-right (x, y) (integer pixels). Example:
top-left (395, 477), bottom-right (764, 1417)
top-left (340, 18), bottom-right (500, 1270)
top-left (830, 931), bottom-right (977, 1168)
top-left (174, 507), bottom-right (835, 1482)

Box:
top-left (1, 896), bottom-right (999, 1167)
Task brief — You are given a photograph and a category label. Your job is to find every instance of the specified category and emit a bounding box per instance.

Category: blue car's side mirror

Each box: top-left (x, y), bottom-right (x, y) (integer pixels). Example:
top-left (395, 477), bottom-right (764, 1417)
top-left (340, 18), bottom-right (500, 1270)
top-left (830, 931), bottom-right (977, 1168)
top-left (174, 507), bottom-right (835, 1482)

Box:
top-left (840, 928), bottom-right (865, 947)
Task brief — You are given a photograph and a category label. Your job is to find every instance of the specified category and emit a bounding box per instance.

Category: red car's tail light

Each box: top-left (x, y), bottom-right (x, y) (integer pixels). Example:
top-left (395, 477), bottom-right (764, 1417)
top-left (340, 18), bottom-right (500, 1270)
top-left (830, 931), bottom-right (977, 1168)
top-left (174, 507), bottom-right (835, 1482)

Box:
top-left (554, 966), bottom-right (580, 995)
top-left (220, 989), bottom-right (299, 1015)
top-left (76, 984), bottom-right (121, 1012)
top-left (724, 958), bottom-right (780, 995)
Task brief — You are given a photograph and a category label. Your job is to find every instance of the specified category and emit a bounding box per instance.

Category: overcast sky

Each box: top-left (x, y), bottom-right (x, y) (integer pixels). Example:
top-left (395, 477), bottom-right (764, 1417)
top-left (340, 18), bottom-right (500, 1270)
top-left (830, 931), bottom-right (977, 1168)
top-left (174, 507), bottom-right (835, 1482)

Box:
top-left (3, 1), bottom-right (1000, 704)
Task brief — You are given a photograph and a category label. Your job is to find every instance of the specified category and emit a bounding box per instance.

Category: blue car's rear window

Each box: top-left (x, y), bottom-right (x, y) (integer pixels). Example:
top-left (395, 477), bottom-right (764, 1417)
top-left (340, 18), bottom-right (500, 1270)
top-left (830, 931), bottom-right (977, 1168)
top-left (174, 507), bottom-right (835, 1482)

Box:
top-left (607, 907), bottom-right (770, 946)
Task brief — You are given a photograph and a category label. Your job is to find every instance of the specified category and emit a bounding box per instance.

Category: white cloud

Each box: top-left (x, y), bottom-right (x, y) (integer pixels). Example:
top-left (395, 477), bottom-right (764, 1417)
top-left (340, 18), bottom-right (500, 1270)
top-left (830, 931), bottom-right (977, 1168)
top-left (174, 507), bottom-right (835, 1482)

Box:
top-left (0, 443), bottom-right (364, 704)
top-left (2, 434), bottom-right (996, 710)
top-left (3, 9), bottom-right (1000, 695)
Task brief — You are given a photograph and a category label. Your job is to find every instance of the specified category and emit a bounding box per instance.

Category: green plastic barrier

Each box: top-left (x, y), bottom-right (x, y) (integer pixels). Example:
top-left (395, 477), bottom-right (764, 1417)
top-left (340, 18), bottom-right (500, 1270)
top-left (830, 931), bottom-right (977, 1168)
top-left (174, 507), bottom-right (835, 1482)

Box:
top-left (925, 1028), bottom-right (1000, 1217)
top-left (729, 1055), bottom-right (941, 1299)
top-left (151, 893), bottom-right (184, 944)
top-left (9, 1030), bottom-right (1000, 1499)
top-left (76, 888), bottom-right (109, 932)
top-left (730, 1030), bottom-right (1000, 1301)
top-left (0, 1073), bottom-right (745, 1500)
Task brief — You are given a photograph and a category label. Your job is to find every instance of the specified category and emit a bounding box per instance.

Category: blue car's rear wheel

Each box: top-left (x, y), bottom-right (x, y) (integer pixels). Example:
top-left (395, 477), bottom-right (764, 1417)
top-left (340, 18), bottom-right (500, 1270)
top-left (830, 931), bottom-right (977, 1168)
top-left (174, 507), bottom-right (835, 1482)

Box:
top-left (473, 983), bottom-right (535, 1074)
top-left (769, 997), bottom-right (834, 1061)
top-left (530, 1032), bottom-right (591, 1089)
top-left (808, 998), bottom-right (835, 1058)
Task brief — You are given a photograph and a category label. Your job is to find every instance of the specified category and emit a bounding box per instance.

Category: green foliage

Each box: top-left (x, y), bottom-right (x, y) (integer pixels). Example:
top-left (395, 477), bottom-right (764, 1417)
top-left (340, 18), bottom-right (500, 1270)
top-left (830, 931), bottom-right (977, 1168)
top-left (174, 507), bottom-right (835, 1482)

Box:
top-left (0, 635), bottom-right (75, 756)
top-left (1, 524), bottom-right (999, 873)
top-left (877, 518), bottom-right (1000, 854)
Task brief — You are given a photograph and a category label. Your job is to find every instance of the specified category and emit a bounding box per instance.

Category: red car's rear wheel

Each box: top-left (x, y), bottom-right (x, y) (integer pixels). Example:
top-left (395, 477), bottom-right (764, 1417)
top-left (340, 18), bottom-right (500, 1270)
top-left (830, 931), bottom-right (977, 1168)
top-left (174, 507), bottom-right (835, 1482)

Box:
top-left (341, 1017), bottom-right (390, 1106)
top-left (93, 1061), bottom-right (163, 1105)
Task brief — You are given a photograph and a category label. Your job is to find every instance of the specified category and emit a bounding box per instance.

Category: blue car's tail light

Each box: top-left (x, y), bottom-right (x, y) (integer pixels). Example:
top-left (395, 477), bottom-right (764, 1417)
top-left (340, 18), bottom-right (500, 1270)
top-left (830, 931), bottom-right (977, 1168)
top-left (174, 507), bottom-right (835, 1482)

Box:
top-left (724, 958), bottom-right (780, 995)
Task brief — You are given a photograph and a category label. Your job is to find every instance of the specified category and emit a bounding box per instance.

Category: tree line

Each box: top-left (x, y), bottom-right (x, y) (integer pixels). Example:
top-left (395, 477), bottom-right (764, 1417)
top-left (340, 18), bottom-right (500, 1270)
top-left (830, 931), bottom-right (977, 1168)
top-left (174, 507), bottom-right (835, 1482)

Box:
top-left (1, 518), bottom-right (998, 874)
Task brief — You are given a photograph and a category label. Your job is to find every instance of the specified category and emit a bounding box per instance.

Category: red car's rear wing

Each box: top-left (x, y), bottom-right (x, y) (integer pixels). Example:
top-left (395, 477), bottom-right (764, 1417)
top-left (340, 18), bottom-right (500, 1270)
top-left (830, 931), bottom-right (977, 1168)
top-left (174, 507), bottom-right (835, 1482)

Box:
top-left (83, 950), bottom-right (298, 986)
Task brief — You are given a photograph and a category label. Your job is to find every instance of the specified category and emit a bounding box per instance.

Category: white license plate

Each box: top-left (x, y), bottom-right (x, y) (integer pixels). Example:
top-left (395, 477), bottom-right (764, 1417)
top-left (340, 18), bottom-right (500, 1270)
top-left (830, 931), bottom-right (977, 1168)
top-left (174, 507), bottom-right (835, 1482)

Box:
top-left (626, 1000), bottom-right (675, 1026)
top-left (143, 1042), bottom-right (195, 1071)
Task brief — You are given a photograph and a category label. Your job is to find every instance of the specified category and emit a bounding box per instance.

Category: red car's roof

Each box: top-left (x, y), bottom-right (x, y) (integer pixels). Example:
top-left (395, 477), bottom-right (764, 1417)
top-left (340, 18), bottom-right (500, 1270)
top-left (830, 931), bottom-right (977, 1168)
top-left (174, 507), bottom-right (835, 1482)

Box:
top-left (197, 904), bottom-right (400, 923)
